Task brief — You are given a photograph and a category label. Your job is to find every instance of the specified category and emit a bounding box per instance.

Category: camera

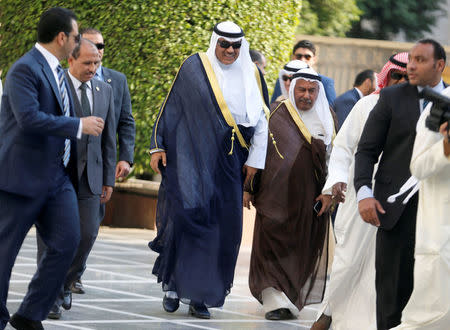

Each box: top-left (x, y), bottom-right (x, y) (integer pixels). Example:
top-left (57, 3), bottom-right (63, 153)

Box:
top-left (419, 87), bottom-right (450, 132)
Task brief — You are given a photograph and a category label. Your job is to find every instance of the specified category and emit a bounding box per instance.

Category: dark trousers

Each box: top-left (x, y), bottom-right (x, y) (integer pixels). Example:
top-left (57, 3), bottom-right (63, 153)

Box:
top-left (375, 194), bottom-right (418, 330)
top-left (37, 169), bottom-right (101, 307)
top-left (64, 170), bottom-right (101, 287)
top-left (0, 169), bottom-right (80, 329)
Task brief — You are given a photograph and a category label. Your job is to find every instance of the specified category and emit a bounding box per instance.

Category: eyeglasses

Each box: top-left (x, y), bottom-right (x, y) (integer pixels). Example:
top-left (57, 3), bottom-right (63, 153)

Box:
top-left (95, 43), bottom-right (105, 50)
top-left (218, 40), bottom-right (242, 49)
top-left (295, 53), bottom-right (312, 61)
top-left (65, 32), bottom-right (81, 43)
top-left (390, 71), bottom-right (408, 81)
top-left (282, 75), bottom-right (292, 81)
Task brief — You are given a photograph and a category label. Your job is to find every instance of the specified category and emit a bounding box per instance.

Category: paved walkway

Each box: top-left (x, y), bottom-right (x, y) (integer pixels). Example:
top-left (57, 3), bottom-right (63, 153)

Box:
top-left (6, 224), bottom-right (321, 329)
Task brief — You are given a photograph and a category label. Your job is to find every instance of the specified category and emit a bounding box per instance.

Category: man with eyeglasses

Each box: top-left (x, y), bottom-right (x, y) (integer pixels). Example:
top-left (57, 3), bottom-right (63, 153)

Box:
top-left (149, 21), bottom-right (269, 319)
top-left (0, 7), bottom-right (105, 330)
top-left (270, 40), bottom-right (336, 105)
top-left (271, 59), bottom-right (308, 104)
top-left (354, 39), bottom-right (447, 330)
top-left (333, 69), bottom-right (376, 130)
top-left (72, 27), bottom-right (135, 295)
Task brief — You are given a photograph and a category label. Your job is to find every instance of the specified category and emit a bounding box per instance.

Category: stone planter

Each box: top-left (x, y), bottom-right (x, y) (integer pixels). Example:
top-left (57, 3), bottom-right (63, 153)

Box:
top-left (102, 178), bottom-right (160, 229)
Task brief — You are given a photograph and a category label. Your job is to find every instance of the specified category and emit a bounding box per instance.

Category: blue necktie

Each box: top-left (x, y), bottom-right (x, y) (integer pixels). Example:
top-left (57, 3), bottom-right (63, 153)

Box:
top-left (57, 65), bottom-right (71, 167)
top-left (423, 99), bottom-right (430, 111)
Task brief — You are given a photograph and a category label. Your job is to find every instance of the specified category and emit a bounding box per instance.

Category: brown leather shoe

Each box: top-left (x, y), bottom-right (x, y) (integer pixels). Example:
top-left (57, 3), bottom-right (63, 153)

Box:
top-left (310, 313), bottom-right (332, 330)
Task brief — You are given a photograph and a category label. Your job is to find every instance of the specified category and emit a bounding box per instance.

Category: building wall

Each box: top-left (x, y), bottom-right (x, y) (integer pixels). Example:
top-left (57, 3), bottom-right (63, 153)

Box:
top-left (297, 35), bottom-right (450, 95)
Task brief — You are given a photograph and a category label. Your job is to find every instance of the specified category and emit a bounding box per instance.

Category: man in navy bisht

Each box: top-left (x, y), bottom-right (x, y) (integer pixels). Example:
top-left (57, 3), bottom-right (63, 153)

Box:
top-left (148, 21), bottom-right (269, 319)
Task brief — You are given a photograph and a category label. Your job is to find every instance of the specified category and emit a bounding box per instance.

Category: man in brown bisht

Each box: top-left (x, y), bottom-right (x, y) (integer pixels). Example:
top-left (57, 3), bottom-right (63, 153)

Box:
top-left (244, 67), bottom-right (335, 320)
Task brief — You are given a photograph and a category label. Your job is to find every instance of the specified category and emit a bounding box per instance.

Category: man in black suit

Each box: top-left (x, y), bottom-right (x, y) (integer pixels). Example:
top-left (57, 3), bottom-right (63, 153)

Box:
top-left (0, 7), bottom-right (104, 330)
top-left (354, 39), bottom-right (447, 330)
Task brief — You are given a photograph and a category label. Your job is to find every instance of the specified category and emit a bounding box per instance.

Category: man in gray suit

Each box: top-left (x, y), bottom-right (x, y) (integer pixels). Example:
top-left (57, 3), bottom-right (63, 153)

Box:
top-left (69, 27), bottom-right (135, 295)
top-left (43, 38), bottom-right (116, 319)
top-left (81, 27), bottom-right (135, 177)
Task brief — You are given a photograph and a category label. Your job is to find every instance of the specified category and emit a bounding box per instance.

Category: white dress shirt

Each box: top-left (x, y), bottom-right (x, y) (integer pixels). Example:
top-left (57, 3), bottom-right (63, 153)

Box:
top-left (67, 71), bottom-right (94, 113)
top-left (35, 42), bottom-right (82, 138)
top-left (356, 80), bottom-right (447, 202)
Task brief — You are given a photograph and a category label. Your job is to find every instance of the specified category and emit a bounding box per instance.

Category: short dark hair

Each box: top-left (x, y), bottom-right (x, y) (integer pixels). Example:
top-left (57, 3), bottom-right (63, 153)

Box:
top-left (354, 69), bottom-right (375, 87)
top-left (293, 40), bottom-right (316, 56)
top-left (37, 7), bottom-right (77, 44)
top-left (417, 38), bottom-right (446, 63)
top-left (71, 38), bottom-right (97, 59)
top-left (80, 27), bottom-right (102, 36)
top-left (249, 49), bottom-right (263, 63)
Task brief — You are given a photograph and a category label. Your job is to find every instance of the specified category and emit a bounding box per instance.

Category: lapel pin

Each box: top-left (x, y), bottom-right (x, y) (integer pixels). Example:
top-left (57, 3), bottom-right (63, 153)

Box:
top-left (96, 86), bottom-right (100, 91)
top-left (107, 79), bottom-right (112, 83)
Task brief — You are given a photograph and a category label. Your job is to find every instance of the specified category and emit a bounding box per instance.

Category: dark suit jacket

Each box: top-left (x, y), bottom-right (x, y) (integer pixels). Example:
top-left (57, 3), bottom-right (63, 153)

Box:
top-left (333, 87), bottom-right (361, 130)
top-left (354, 83), bottom-right (421, 229)
top-left (270, 74), bottom-right (337, 105)
top-left (101, 67), bottom-right (135, 164)
top-left (0, 47), bottom-right (79, 197)
top-left (66, 72), bottom-right (116, 194)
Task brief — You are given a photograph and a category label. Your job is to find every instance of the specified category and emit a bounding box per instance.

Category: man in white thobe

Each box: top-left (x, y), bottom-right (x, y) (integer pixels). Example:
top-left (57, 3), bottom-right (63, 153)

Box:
top-left (393, 86), bottom-right (450, 329)
top-left (312, 53), bottom-right (409, 330)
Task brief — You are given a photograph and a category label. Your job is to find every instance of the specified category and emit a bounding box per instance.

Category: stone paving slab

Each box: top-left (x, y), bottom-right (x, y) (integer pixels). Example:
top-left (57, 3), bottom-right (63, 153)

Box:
top-left (6, 226), bottom-right (320, 329)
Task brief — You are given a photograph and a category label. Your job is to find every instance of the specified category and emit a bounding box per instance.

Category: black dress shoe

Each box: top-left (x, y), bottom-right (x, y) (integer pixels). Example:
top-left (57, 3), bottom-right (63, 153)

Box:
top-left (71, 279), bottom-right (85, 294)
top-left (47, 304), bottom-right (62, 320)
top-left (189, 304), bottom-right (210, 319)
top-left (162, 295), bottom-right (179, 313)
top-left (9, 313), bottom-right (44, 330)
top-left (62, 290), bottom-right (72, 310)
top-left (265, 308), bottom-right (295, 320)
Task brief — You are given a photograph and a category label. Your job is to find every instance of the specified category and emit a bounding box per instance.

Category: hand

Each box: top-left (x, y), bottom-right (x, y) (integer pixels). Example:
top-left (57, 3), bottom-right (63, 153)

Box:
top-left (440, 121), bottom-right (450, 141)
top-left (116, 161), bottom-right (131, 179)
top-left (243, 165), bottom-right (258, 188)
top-left (439, 122), bottom-right (450, 157)
top-left (332, 182), bottom-right (347, 203)
top-left (315, 194), bottom-right (332, 216)
top-left (100, 186), bottom-right (113, 204)
top-left (81, 116), bottom-right (104, 136)
top-left (150, 151), bottom-right (166, 174)
top-left (243, 191), bottom-right (254, 210)
top-left (358, 197), bottom-right (385, 227)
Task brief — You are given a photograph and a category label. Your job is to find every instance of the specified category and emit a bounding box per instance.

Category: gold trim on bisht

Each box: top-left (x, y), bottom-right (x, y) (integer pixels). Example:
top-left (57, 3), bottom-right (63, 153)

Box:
top-left (199, 52), bottom-right (248, 153)
top-left (283, 99), bottom-right (313, 145)
top-left (254, 65), bottom-right (283, 159)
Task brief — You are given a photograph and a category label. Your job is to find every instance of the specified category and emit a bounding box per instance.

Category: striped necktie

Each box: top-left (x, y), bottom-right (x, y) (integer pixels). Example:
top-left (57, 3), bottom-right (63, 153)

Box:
top-left (57, 65), bottom-right (71, 167)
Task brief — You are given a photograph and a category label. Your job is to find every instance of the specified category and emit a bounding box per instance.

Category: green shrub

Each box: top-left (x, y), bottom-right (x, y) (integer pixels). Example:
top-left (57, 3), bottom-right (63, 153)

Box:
top-left (0, 1), bottom-right (302, 175)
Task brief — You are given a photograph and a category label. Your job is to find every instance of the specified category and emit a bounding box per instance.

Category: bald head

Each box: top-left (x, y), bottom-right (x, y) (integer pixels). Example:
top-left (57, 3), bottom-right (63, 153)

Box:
top-left (68, 38), bottom-right (100, 82)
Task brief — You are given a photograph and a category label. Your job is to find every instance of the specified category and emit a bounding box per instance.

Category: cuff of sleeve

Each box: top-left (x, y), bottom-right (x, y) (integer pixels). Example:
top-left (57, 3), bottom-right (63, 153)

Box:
top-left (149, 148), bottom-right (165, 154)
top-left (322, 187), bottom-right (332, 195)
top-left (77, 119), bottom-right (82, 139)
top-left (357, 185), bottom-right (374, 202)
top-left (245, 146), bottom-right (266, 169)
